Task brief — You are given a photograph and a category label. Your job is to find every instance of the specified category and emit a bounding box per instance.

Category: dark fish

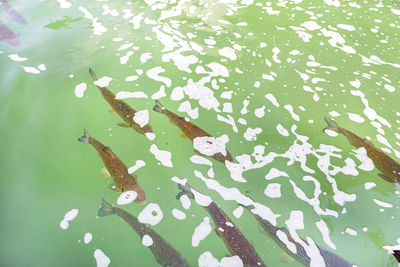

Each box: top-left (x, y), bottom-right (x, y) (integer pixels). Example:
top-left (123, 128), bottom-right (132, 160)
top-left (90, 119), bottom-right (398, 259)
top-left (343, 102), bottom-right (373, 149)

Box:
top-left (153, 100), bottom-right (233, 164)
top-left (177, 183), bottom-right (266, 267)
top-left (98, 199), bottom-right (190, 267)
top-left (1, 0), bottom-right (27, 25)
top-left (324, 117), bottom-right (400, 184)
top-left (78, 128), bottom-right (146, 204)
top-left (0, 20), bottom-right (19, 46)
top-left (242, 204), bottom-right (353, 267)
top-left (89, 68), bottom-right (154, 137)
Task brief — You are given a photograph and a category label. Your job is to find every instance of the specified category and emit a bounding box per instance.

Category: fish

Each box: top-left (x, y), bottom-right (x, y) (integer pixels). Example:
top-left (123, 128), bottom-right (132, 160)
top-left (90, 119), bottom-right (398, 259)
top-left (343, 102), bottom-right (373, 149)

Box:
top-left (1, 0), bottom-right (27, 25)
top-left (383, 245), bottom-right (400, 263)
top-left (241, 204), bottom-right (353, 267)
top-left (78, 128), bottom-right (146, 204)
top-left (0, 20), bottom-right (19, 46)
top-left (176, 183), bottom-right (266, 267)
top-left (98, 199), bottom-right (190, 267)
top-left (89, 68), bottom-right (153, 137)
top-left (323, 117), bottom-right (400, 184)
top-left (153, 100), bottom-right (233, 164)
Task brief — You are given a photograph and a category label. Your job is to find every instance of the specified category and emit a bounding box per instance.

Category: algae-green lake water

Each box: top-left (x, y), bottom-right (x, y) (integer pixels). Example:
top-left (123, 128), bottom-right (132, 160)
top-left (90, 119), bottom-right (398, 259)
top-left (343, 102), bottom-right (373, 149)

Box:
top-left (2, 0), bottom-right (400, 266)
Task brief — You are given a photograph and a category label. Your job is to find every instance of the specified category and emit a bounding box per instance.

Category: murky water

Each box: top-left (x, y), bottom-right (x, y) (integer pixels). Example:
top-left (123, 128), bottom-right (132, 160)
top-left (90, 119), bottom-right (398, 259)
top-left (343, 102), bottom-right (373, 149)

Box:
top-left (2, 0), bottom-right (400, 266)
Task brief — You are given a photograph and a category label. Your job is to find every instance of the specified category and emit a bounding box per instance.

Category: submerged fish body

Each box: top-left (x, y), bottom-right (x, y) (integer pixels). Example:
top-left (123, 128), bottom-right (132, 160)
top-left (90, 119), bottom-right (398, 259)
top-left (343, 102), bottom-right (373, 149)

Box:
top-left (89, 68), bottom-right (153, 136)
top-left (243, 205), bottom-right (352, 267)
top-left (0, 20), bottom-right (19, 46)
top-left (177, 183), bottom-right (266, 267)
top-left (153, 100), bottom-right (233, 164)
top-left (78, 128), bottom-right (146, 204)
top-left (98, 199), bottom-right (190, 267)
top-left (1, 0), bottom-right (27, 25)
top-left (324, 117), bottom-right (400, 184)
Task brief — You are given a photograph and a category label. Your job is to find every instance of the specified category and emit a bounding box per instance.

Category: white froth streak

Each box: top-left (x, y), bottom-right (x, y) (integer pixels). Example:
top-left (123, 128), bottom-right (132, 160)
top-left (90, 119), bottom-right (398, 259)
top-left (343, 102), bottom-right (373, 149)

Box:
top-left (149, 144), bottom-right (173, 167)
top-left (94, 249), bottom-right (110, 267)
top-left (373, 199), bottom-right (393, 208)
top-left (146, 66), bottom-right (172, 87)
top-left (192, 217), bottom-right (212, 247)
top-left (138, 203), bottom-right (163, 226)
top-left (128, 160), bottom-right (146, 174)
top-left (315, 219), bottom-right (336, 250)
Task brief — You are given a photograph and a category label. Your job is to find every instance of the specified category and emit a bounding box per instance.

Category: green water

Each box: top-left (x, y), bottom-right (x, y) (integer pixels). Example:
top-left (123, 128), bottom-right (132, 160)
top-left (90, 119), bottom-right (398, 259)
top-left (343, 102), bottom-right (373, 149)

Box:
top-left (1, 0), bottom-right (400, 266)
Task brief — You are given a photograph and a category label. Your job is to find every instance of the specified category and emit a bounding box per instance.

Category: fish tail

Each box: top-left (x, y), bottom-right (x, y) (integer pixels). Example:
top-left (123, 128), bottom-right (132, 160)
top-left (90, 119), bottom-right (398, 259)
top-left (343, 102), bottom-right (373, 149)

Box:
top-left (176, 183), bottom-right (195, 200)
top-left (153, 100), bottom-right (165, 113)
top-left (78, 127), bottom-right (90, 144)
top-left (98, 198), bottom-right (116, 217)
top-left (89, 67), bottom-right (98, 81)
top-left (323, 117), bottom-right (341, 133)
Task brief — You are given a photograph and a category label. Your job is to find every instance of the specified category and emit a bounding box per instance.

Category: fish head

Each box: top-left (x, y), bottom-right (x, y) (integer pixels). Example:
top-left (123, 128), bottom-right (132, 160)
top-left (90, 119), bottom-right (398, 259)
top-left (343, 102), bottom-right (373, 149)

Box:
top-left (122, 184), bottom-right (146, 204)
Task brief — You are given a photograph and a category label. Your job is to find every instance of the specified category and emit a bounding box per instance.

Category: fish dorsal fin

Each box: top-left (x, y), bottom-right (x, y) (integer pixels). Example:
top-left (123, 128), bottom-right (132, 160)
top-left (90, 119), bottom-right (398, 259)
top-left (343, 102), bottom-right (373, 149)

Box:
top-left (363, 138), bottom-right (373, 145)
top-left (103, 146), bottom-right (112, 152)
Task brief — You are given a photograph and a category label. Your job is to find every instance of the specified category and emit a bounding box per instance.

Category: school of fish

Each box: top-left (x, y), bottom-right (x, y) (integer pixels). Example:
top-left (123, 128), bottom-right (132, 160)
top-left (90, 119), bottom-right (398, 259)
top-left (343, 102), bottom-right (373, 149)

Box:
top-left (76, 68), bottom-right (400, 266)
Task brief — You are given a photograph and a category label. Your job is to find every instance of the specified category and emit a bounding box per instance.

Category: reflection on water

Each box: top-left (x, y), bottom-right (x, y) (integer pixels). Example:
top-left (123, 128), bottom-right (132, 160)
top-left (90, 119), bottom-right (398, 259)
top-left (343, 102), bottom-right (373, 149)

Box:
top-left (2, 0), bottom-right (400, 266)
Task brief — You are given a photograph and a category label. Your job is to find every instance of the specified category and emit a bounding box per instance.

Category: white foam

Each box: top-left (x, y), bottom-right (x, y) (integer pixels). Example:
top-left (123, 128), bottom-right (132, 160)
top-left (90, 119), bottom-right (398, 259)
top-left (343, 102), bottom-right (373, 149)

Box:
top-left (373, 199), bottom-right (393, 208)
top-left (128, 160), bottom-right (146, 174)
top-left (264, 183), bottom-right (281, 198)
top-left (265, 168), bottom-right (289, 180)
top-left (276, 124), bottom-right (289, 136)
top-left (198, 251), bottom-right (219, 267)
top-left (133, 110), bottom-right (149, 128)
top-left (220, 256), bottom-right (243, 267)
top-left (192, 217), bottom-right (212, 247)
top-left (364, 182), bottom-right (376, 190)
top-left (301, 21), bottom-right (321, 31)
top-left (172, 208), bottom-right (186, 220)
top-left (8, 54), bottom-right (27, 61)
top-left (149, 144), bottom-right (173, 167)
top-left (243, 127), bottom-right (262, 141)
top-left (142, 235), bottom-right (153, 247)
top-left (145, 133), bottom-right (155, 140)
top-left (284, 105), bottom-right (300, 121)
top-left (217, 114), bottom-right (238, 133)
top-left (276, 230), bottom-right (297, 254)
top-left (57, 0), bottom-right (71, 8)
top-left (94, 76), bottom-right (112, 87)
top-left (337, 24), bottom-right (355, 31)
top-left (344, 228), bottom-right (357, 236)
top-left (190, 155), bottom-right (213, 166)
top-left (384, 84), bottom-right (395, 93)
top-left (138, 203), bottom-right (163, 226)
top-left (232, 206), bottom-right (244, 218)
top-left (179, 194), bottom-right (191, 209)
top-left (254, 106), bottom-right (265, 118)
top-left (117, 191), bottom-right (137, 205)
top-left (75, 83), bottom-right (87, 98)
top-left (347, 113), bottom-right (364, 123)
top-left (178, 101), bottom-right (199, 119)
top-left (115, 91), bottom-right (148, 99)
top-left (94, 249), bottom-right (110, 267)
top-left (193, 136), bottom-right (228, 157)
top-left (265, 93), bottom-right (279, 107)
top-left (146, 66), bottom-right (171, 87)
top-left (151, 86), bottom-right (166, 99)
top-left (219, 47), bottom-right (237, 60)
top-left (60, 209), bottom-right (79, 230)
top-left (38, 64), bottom-right (46, 71)
top-left (316, 219), bottom-right (336, 250)
top-left (352, 147), bottom-right (374, 171)
top-left (84, 233), bottom-right (92, 244)
top-left (23, 66), bottom-right (40, 74)
top-left (383, 244), bottom-right (400, 254)
top-left (79, 7), bottom-right (107, 35)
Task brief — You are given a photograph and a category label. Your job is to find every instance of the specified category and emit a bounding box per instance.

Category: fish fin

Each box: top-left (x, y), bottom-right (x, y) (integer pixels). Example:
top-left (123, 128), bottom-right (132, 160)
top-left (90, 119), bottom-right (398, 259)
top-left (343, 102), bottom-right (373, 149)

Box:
top-left (100, 168), bottom-right (111, 178)
top-left (109, 183), bottom-right (120, 192)
top-left (118, 122), bottom-right (131, 128)
top-left (98, 198), bottom-right (116, 217)
top-left (78, 127), bottom-right (90, 143)
top-left (363, 138), bottom-right (373, 145)
top-left (89, 67), bottom-right (98, 81)
top-left (323, 117), bottom-right (340, 133)
top-left (258, 225), bottom-right (270, 238)
top-left (280, 252), bottom-right (295, 263)
top-left (153, 100), bottom-right (165, 113)
top-left (180, 131), bottom-right (191, 141)
top-left (109, 108), bottom-right (116, 114)
top-left (378, 173), bottom-right (394, 184)
top-left (176, 183), bottom-right (195, 200)
top-left (103, 146), bottom-right (112, 152)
